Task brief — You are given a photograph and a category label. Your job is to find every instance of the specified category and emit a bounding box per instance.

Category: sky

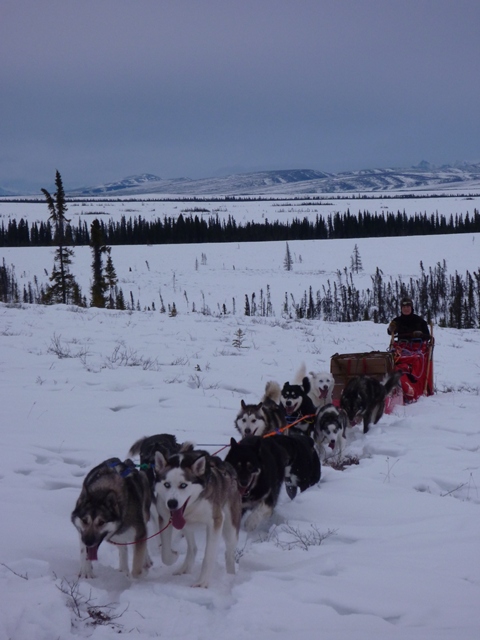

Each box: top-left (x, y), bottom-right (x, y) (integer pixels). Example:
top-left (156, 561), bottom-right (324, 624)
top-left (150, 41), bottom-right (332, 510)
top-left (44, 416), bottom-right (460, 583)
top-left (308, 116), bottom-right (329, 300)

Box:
top-left (2, 0), bottom-right (480, 192)
top-left (0, 194), bottom-right (480, 638)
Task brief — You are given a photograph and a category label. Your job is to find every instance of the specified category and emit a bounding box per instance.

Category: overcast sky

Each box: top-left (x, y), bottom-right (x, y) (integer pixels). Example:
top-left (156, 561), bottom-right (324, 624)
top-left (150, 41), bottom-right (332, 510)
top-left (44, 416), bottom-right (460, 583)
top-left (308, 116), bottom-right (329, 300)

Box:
top-left (2, 0), bottom-right (480, 191)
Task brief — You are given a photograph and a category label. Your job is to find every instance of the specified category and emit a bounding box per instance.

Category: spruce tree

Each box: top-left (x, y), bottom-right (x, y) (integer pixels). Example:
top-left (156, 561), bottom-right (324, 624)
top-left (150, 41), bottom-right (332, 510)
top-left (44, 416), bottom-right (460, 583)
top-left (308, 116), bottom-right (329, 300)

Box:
top-left (90, 219), bottom-right (108, 308)
top-left (350, 244), bottom-right (363, 273)
top-left (41, 171), bottom-right (82, 305)
top-left (284, 242), bottom-right (293, 271)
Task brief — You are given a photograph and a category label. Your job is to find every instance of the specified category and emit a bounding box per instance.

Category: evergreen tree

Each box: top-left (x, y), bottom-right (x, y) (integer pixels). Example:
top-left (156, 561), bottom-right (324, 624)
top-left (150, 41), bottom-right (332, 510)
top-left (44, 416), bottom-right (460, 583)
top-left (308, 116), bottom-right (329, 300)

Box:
top-left (244, 294), bottom-right (250, 316)
top-left (89, 219), bottom-right (109, 308)
top-left (104, 252), bottom-right (118, 308)
top-left (41, 171), bottom-right (81, 305)
top-left (350, 244), bottom-right (363, 273)
top-left (284, 242), bottom-right (293, 271)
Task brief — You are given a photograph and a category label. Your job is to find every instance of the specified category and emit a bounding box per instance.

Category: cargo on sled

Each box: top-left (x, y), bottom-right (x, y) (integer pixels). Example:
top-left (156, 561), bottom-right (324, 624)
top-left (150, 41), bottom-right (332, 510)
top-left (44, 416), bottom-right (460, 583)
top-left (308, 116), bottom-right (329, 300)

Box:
top-left (330, 331), bottom-right (434, 411)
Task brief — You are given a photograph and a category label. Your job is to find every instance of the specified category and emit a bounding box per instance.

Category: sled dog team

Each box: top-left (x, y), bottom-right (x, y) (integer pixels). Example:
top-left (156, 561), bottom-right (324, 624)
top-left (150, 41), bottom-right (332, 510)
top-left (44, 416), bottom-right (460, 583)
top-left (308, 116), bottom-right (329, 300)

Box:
top-left (72, 365), bottom-right (401, 587)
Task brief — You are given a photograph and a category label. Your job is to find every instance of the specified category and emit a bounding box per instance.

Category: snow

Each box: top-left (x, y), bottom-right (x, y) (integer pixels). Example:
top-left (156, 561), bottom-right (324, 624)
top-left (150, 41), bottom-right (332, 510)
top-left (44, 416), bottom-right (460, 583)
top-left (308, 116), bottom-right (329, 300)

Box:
top-left (0, 195), bottom-right (480, 639)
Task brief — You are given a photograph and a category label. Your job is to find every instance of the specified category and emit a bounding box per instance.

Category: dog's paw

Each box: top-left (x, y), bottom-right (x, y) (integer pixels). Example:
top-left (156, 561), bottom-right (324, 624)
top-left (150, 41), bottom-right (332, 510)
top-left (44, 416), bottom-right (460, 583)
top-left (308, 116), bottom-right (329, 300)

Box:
top-left (243, 512), bottom-right (262, 532)
top-left (191, 580), bottom-right (209, 588)
top-left (173, 563), bottom-right (191, 576)
top-left (78, 561), bottom-right (95, 579)
top-left (161, 548), bottom-right (178, 566)
top-left (143, 550), bottom-right (154, 570)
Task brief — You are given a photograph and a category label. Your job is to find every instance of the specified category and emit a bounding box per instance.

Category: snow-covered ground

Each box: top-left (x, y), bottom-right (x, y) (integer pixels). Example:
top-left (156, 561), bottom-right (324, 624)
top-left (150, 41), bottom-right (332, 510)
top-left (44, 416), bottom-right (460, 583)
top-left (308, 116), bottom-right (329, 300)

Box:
top-left (0, 196), bottom-right (479, 639)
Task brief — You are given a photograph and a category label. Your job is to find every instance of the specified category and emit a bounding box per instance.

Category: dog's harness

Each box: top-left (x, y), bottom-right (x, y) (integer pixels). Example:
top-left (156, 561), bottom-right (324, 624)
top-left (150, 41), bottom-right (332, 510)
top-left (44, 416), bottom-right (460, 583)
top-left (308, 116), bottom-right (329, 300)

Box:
top-left (108, 458), bottom-right (136, 478)
top-left (263, 413), bottom-right (316, 438)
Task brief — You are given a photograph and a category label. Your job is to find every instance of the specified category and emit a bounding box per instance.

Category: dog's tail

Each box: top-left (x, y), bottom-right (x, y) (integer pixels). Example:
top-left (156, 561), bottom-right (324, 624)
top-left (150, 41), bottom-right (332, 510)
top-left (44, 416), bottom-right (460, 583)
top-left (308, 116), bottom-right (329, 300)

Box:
top-left (292, 362), bottom-right (307, 384)
top-left (263, 380), bottom-right (282, 404)
top-left (383, 371), bottom-right (403, 396)
top-left (128, 436), bottom-right (146, 458)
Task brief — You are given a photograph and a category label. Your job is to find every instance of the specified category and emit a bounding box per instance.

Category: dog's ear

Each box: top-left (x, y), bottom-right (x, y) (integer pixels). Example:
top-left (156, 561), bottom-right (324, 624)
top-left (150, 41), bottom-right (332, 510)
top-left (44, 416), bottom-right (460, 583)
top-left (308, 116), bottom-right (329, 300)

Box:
top-left (302, 376), bottom-right (311, 393)
top-left (192, 455), bottom-right (206, 477)
top-left (241, 399), bottom-right (247, 409)
top-left (154, 451), bottom-right (167, 475)
top-left (230, 437), bottom-right (238, 447)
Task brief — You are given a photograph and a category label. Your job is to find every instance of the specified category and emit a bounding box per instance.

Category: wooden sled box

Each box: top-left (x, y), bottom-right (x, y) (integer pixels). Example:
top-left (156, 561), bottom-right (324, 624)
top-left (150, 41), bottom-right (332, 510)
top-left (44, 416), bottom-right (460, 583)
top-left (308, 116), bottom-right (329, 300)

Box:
top-left (330, 351), bottom-right (395, 402)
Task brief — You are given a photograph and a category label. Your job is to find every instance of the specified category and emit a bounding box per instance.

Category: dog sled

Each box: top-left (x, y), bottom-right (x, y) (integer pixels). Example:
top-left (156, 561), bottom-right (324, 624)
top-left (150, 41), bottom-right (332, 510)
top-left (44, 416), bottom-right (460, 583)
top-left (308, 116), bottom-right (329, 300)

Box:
top-left (330, 332), bottom-right (434, 411)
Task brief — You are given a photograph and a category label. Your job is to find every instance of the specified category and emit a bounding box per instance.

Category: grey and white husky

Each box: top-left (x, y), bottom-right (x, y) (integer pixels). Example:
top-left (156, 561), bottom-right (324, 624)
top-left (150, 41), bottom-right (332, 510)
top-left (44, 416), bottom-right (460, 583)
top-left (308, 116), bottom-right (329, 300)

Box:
top-left (154, 444), bottom-right (241, 588)
top-left (340, 372), bottom-right (403, 433)
top-left (314, 403), bottom-right (348, 459)
top-left (235, 380), bottom-right (286, 438)
top-left (71, 457), bottom-right (152, 579)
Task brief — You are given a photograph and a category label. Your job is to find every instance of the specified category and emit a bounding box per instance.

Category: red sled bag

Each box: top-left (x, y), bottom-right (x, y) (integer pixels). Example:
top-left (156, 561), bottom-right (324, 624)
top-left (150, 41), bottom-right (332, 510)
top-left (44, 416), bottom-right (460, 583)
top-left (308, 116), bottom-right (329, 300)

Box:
top-left (390, 338), bottom-right (434, 403)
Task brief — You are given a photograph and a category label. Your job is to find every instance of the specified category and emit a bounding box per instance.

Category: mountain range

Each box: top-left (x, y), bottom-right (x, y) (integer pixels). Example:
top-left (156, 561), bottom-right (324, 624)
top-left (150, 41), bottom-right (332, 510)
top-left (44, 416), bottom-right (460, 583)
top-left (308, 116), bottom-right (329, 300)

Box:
top-left (68, 162), bottom-right (480, 197)
top-left (3, 162), bottom-right (480, 197)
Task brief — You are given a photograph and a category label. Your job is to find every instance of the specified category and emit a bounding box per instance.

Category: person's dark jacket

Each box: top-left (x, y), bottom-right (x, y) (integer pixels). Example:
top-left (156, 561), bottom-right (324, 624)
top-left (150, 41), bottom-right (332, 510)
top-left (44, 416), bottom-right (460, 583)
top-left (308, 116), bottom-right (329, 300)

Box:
top-left (387, 312), bottom-right (430, 340)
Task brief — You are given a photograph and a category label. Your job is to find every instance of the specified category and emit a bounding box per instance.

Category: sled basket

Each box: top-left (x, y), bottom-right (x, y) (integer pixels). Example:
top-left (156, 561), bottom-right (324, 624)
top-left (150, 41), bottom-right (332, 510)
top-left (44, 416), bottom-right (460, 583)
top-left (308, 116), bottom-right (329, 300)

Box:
top-left (330, 351), bottom-right (395, 402)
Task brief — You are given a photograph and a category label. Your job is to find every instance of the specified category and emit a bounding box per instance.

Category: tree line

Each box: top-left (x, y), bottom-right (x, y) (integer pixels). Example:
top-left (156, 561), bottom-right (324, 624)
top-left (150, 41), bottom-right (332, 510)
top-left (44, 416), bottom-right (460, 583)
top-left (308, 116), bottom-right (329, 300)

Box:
top-left (2, 252), bottom-right (480, 329)
top-left (277, 260), bottom-right (480, 329)
top-left (1, 208), bottom-right (480, 247)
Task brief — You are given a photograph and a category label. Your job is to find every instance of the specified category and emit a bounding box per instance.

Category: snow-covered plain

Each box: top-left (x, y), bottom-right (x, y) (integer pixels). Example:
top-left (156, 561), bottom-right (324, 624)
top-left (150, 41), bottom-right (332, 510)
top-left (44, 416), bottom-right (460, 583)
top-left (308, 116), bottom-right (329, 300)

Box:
top-left (0, 194), bottom-right (480, 639)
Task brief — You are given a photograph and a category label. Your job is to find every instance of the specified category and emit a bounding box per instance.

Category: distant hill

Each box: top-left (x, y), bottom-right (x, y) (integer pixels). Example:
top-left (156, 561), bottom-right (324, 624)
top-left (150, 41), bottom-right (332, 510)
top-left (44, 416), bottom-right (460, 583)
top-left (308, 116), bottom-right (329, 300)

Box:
top-left (3, 163), bottom-right (480, 198)
top-left (67, 163), bottom-right (480, 197)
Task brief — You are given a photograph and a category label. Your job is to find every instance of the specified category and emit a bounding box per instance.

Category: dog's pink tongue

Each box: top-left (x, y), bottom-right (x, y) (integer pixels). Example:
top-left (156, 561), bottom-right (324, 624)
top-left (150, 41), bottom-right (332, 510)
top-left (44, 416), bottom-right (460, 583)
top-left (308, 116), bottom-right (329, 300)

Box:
top-left (170, 508), bottom-right (186, 530)
top-left (87, 545), bottom-right (99, 561)
top-left (319, 388), bottom-right (328, 398)
top-left (328, 441), bottom-right (335, 450)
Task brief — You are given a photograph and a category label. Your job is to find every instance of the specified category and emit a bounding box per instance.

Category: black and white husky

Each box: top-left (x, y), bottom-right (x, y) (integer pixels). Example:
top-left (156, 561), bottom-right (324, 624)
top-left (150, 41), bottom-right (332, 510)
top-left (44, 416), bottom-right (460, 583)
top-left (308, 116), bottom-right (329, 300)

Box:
top-left (314, 404), bottom-right (348, 459)
top-left (340, 372), bottom-right (403, 433)
top-left (71, 458), bottom-right (152, 579)
top-left (154, 444), bottom-right (241, 588)
top-left (235, 380), bottom-right (286, 437)
top-left (274, 433), bottom-right (321, 499)
top-left (280, 378), bottom-right (316, 435)
top-left (226, 436), bottom-right (288, 531)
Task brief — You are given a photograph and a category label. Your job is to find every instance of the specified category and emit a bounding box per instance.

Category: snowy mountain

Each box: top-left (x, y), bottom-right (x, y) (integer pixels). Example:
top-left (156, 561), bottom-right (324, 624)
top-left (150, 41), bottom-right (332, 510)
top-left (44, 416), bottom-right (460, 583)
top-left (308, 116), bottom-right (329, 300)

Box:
top-left (67, 169), bottom-right (331, 197)
top-left (67, 163), bottom-right (480, 197)
top-left (2, 163), bottom-right (480, 198)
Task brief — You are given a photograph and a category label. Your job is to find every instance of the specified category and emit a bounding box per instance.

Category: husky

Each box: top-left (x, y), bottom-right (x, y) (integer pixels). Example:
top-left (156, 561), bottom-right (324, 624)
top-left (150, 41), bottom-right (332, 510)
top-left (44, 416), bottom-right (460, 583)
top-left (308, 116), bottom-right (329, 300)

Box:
top-left (128, 433), bottom-right (183, 565)
top-left (294, 363), bottom-right (335, 409)
top-left (308, 371), bottom-right (335, 408)
top-left (314, 403), bottom-right (348, 459)
top-left (154, 444), bottom-right (241, 588)
top-left (280, 378), bottom-right (316, 435)
top-left (128, 433), bottom-right (181, 492)
top-left (225, 436), bottom-right (288, 531)
top-left (340, 371), bottom-right (403, 434)
top-left (235, 381), bottom-right (286, 438)
top-left (71, 458), bottom-right (152, 579)
top-left (274, 433), bottom-right (321, 499)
